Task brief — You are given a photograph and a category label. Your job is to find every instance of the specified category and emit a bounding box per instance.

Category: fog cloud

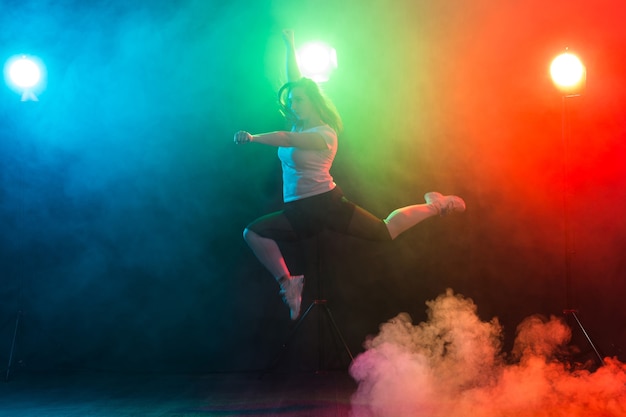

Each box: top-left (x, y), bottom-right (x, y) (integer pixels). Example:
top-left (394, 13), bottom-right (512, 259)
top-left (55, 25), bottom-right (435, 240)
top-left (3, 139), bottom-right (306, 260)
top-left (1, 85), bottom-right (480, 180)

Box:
top-left (350, 289), bottom-right (626, 417)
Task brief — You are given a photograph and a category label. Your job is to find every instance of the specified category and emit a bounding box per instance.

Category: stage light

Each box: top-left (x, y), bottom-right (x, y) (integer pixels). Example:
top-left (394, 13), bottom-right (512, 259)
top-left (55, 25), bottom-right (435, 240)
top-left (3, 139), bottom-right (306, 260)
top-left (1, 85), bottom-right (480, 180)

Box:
top-left (297, 41), bottom-right (337, 83)
top-left (549, 50), bottom-right (602, 365)
top-left (550, 51), bottom-right (585, 95)
top-left (4, 55), bottom-right (45, 101)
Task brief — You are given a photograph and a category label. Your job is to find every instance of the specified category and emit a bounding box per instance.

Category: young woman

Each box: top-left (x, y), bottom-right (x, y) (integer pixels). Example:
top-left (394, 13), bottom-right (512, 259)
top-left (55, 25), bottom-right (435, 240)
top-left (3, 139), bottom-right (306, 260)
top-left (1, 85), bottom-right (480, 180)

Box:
top-left (234, 30), bottom-right (465, 320)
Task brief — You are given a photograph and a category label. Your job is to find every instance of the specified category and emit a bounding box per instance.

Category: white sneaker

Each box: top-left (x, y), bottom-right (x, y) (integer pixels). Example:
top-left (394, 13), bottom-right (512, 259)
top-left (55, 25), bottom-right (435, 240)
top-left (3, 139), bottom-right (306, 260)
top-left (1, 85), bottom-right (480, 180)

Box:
top-left (279, 275), bottom-right (304, 320)
top-left (424, 192), bottom-right (466, 216)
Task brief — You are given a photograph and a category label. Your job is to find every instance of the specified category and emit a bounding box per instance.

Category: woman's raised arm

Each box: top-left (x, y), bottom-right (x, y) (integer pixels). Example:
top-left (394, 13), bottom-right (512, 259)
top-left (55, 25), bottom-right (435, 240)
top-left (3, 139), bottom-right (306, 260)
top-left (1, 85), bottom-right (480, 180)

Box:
top-left (282, 29), bottom-right (302, 82)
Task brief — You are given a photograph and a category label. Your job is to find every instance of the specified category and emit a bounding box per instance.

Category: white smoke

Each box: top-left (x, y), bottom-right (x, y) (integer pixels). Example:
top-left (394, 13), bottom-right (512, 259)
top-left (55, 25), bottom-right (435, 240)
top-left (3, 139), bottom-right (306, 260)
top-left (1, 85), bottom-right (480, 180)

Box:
top-left (350, 289), bottom-right (626, 417)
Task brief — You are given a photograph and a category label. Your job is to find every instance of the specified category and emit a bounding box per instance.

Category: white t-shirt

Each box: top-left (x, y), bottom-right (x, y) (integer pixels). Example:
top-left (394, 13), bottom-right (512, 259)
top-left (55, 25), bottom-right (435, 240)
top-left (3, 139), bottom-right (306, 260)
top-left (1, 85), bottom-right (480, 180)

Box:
top-left (278, 124), bottom-right (337, 202)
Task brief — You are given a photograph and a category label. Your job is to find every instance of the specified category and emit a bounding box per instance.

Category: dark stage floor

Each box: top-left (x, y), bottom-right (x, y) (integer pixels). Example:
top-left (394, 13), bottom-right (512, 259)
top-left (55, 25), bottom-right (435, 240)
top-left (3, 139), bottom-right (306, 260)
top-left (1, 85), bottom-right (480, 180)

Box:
top-left (1, 370), bottom-right (357, 417)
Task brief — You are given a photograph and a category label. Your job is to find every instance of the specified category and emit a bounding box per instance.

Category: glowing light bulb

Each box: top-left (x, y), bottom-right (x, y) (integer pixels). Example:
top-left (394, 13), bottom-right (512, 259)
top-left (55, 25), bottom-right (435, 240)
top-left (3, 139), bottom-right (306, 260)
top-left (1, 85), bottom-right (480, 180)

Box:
top-left (297, 42), bottom-right (337, 83)
top-left (550, 52), bottom-right (585, 90)
top-left (4, 55), bottom-right (46, 101)
top-left (8, 56), bottom-right (41, 89)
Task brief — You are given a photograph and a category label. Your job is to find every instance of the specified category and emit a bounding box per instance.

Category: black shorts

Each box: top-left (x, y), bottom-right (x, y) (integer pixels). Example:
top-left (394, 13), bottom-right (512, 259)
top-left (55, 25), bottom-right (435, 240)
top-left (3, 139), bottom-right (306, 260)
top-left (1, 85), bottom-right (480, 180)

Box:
top-left (246, 186), bottom-right (391, 242)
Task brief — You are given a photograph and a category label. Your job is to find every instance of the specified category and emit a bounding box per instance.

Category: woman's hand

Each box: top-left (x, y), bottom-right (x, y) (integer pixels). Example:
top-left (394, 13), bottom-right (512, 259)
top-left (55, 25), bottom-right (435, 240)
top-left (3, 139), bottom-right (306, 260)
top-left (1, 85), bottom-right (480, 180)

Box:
top-left (234, 130), bottom-right (253, 145)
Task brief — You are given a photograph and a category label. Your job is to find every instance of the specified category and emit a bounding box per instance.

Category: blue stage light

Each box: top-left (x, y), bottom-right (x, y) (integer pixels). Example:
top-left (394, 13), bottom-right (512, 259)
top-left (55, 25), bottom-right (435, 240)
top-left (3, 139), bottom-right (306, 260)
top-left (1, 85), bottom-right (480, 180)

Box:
top-left (4, 55), bottom-right (46, 101)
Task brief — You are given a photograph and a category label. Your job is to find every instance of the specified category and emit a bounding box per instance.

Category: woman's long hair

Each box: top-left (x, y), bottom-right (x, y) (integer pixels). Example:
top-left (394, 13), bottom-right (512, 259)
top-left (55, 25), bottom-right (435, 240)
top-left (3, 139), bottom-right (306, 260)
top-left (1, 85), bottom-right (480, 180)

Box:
top-left (278, 78), bottom-right (343, 133)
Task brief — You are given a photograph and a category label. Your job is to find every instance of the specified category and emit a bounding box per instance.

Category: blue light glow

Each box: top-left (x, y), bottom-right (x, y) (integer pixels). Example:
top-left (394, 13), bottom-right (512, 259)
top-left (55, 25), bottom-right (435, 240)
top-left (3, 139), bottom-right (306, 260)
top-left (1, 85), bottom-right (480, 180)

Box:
top-left (4, 54), bottom-right (46, 101)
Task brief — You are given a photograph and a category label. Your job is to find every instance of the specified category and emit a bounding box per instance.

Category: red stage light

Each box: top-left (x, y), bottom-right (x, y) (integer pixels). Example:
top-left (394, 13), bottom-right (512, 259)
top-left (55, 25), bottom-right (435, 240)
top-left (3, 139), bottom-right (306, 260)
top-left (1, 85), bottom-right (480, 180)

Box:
top-left (550, 52), bottom-right (586, 95)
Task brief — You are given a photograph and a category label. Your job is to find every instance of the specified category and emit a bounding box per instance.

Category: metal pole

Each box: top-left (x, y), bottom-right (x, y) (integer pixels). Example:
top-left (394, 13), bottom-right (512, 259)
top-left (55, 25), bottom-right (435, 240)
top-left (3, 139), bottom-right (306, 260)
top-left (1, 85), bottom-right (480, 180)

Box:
top-left (564, 309), bottom-right (604, 365)
top-left (6, 310), bottom-right (21, 381)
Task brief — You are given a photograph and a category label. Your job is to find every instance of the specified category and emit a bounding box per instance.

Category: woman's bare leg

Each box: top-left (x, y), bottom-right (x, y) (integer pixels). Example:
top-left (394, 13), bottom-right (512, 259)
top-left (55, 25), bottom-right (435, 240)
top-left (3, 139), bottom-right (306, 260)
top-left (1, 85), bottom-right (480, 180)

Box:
top-left (384, 192), bottom-right (466, 240)
top-left (384, 205), bottom-right (438, 240)
top-left (243, 228), bottom-right (290, 280)
top-left (243, 228), bottom-right (303, 320)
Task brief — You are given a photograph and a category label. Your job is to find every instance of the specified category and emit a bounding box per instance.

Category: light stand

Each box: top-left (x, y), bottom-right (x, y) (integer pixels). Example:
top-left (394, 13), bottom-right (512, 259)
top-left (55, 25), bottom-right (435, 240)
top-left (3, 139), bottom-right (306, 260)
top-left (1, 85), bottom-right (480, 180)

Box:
top-left (551, 51), bottom-right (604, 366)
top-left (3, 55), bottom-right (46, 381)
top-left (263, 232), bottom-right (354, 375)
top-left (3, 187), bottom-right (25, 382)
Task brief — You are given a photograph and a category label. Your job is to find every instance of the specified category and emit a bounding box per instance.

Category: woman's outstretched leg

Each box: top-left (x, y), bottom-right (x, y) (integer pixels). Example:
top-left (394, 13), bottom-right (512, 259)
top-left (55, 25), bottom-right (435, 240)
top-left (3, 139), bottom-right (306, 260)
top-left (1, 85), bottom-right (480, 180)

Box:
top-left (243, 228), bottom-right (304, 320)
top-left (384, 192), bottom-right (465, 240)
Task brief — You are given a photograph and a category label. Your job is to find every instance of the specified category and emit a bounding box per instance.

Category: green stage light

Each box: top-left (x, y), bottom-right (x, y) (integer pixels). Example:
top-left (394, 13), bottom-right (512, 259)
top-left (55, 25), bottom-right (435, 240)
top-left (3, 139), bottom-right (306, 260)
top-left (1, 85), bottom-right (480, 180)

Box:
top-left (297, 41), bottom-right (337, 83)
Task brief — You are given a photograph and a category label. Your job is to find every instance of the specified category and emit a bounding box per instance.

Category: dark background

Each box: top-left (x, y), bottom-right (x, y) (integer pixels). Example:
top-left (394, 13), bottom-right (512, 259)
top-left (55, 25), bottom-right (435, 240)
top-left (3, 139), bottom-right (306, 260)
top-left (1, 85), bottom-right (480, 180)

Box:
top-left (1, 0), bottom-right (625, 374)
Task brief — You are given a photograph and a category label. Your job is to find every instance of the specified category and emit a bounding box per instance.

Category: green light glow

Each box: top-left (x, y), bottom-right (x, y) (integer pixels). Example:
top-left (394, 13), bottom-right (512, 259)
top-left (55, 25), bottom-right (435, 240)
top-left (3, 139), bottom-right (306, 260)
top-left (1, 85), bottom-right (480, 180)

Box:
top-left (297, 42), bottom-right (337, 82)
